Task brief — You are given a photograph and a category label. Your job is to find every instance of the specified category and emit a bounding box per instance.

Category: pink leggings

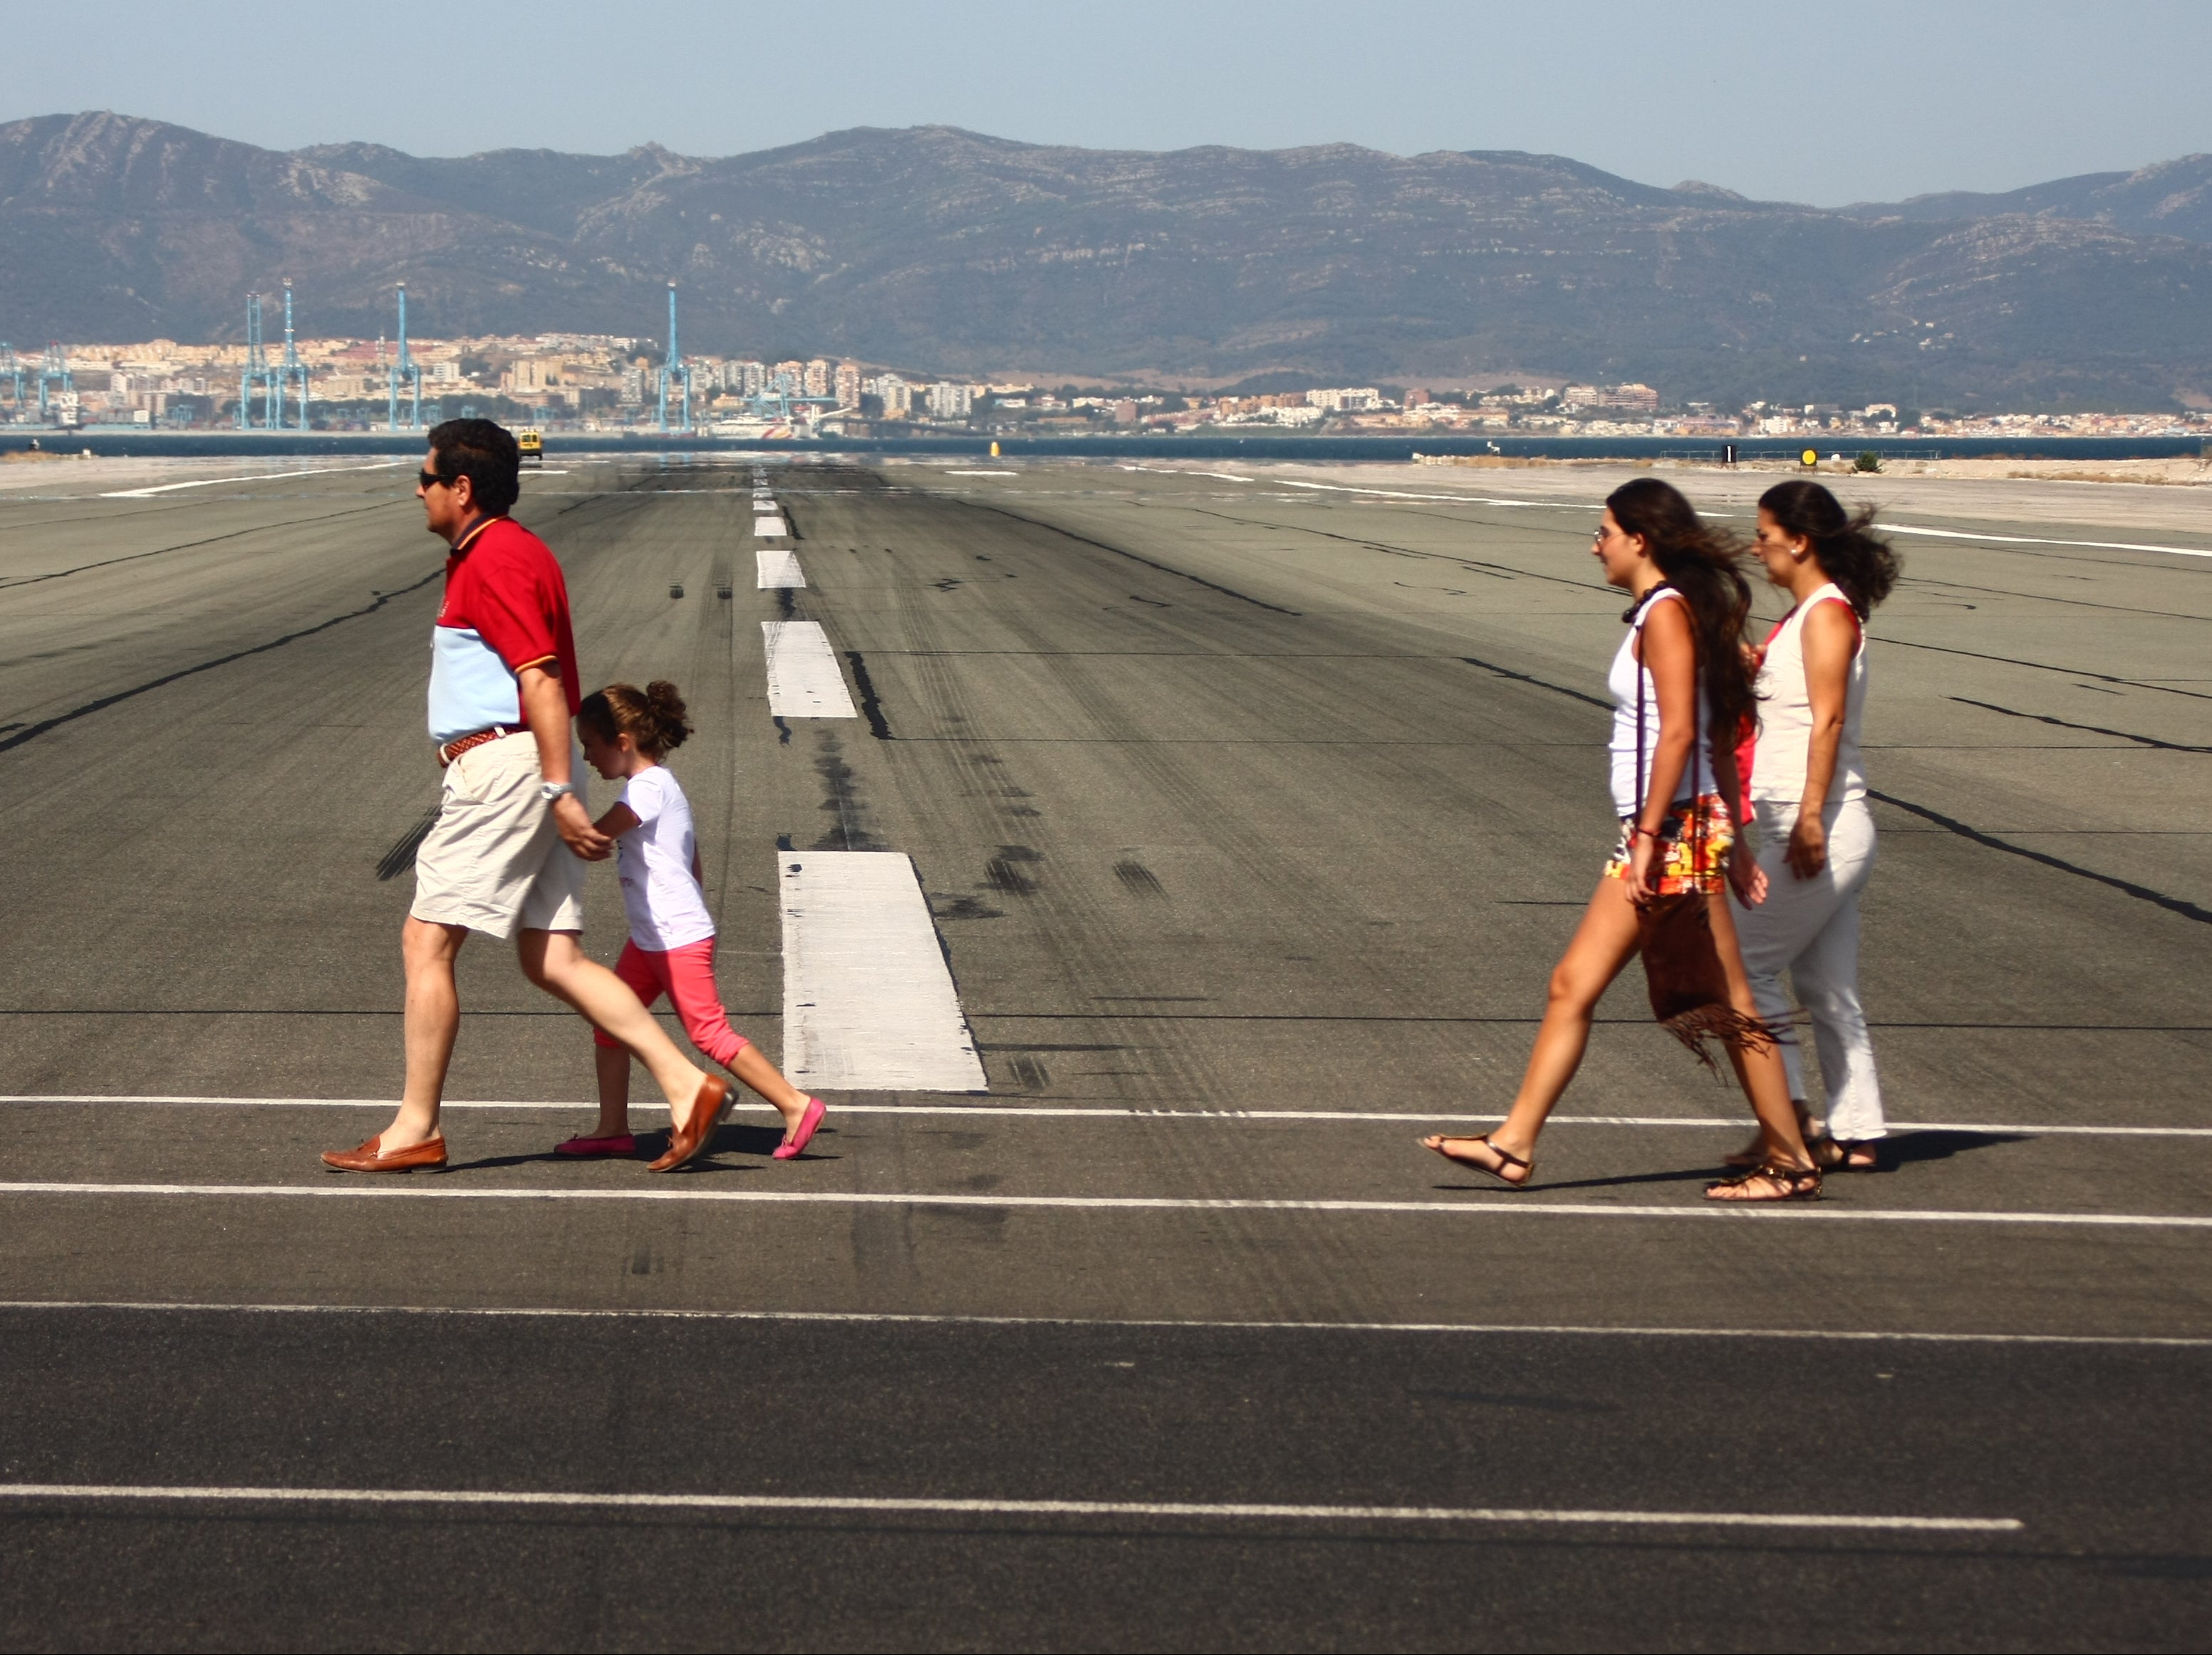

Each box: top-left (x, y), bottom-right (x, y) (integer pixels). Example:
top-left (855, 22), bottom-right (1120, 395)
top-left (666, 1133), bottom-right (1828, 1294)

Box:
top-left (593, 937), bottom-right (750, 1069)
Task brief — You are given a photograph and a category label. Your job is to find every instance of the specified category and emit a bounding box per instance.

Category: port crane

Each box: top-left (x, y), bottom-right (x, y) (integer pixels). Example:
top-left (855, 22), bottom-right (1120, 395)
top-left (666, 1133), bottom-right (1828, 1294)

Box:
top-left (37, 343), bottom-right (73, 421)
top-left (387, 284), bottom-right (421, 432)
top-left (658, 282), bottom-right (694, 434)
top-left (0, 344), bottom-right (21, 415)
top-left (274, 279), bottom-right (310, 429)
top-left (239, 294), bottom-right (280, 429)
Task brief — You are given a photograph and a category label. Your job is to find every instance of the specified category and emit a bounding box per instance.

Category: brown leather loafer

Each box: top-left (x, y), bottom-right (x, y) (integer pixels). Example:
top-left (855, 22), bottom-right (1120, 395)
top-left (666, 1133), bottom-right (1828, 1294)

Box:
top-left (648, 1077), bottom-right (731, 1173)
top-left (321, 1133), bottom-right (447, 1173)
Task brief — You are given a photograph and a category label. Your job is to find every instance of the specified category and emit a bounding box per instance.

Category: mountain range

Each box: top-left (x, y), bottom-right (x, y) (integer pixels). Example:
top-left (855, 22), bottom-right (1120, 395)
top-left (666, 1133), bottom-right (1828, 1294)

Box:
top-left (3, 110), bottom-right (2209, 409)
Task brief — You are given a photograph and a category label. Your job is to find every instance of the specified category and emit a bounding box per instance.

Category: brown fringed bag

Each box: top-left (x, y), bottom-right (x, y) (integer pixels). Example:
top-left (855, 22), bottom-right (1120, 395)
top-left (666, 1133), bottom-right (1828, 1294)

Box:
top-left (1629, 599), bottom-right (1775, 1072)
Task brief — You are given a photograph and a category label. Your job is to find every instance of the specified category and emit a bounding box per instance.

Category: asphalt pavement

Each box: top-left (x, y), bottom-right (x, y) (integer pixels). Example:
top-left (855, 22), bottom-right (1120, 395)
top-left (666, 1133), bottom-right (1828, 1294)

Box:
top-left (1, 451), bottom-right (2208, 1650)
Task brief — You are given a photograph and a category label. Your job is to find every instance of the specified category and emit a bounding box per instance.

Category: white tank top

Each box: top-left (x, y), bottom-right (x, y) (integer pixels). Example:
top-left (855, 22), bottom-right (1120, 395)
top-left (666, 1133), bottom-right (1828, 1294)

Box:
top-left (1750, 582), bottom-right (1867, 807)
top-left (1608, 586), bottom-right (1715, 817)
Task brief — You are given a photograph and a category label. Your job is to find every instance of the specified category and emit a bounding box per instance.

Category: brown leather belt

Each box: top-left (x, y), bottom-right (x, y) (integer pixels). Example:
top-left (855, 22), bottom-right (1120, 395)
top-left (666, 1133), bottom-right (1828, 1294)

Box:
top-left (436, 725), bottom-right (522, 768)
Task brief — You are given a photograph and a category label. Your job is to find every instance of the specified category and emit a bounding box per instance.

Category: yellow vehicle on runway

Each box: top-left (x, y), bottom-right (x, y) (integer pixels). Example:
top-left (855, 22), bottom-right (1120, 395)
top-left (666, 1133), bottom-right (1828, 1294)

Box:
top-left (518, 428), bottom-right (544, 465)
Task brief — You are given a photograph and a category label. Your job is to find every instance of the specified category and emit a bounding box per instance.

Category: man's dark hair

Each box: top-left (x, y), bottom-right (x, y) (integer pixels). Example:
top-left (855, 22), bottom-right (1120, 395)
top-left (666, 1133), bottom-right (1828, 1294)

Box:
top-left (427, 418), bottom-right (521, 516)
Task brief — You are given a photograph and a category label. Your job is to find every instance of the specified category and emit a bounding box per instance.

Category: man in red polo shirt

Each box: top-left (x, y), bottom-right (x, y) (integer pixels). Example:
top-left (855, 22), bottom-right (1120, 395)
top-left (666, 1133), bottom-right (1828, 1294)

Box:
top-left (323, 420), bottom-right (729, 1173)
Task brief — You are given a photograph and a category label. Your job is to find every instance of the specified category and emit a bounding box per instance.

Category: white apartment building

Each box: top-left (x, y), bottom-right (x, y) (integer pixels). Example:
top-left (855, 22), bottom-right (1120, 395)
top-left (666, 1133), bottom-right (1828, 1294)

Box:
top-left (925, 381), bottom-right (973, 420)
top-left (834, 363), bottom-right (861, 408)
top-left (1307, 387), bottom-right (1381, 411)
top-left (804, 358), bottom-right (831, 398)
top-left (1563, 383), bottom-right (1660, 412)
top-left (871, 375), bottom-right (912, 418)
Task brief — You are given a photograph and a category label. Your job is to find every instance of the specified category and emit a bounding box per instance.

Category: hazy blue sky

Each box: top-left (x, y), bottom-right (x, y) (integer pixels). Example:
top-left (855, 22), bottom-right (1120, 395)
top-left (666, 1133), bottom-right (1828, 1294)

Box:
top-left (10, 1), bottom-right (2206, 206)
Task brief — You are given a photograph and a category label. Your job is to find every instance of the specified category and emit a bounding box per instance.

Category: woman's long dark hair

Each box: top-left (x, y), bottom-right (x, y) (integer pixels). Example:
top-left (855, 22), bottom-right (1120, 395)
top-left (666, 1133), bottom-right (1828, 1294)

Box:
top-left (1607, 477), bottom-right (1758, 735)
top-left (1757, 479), bottom-right (1901, 618)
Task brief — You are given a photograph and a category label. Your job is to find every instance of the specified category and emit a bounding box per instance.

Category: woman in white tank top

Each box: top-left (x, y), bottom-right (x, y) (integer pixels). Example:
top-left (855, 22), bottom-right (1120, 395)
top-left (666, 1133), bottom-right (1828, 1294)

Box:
top-left (1421, 479), bottom-right (1824, 1202)
top-left (1728, 480), bottom-right (1901, 1171)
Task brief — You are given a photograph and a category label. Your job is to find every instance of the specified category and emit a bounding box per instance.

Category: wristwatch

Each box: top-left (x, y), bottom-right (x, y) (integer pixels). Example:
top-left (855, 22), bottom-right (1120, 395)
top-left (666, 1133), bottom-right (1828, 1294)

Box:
top-left (540, 782), bottom-right (576, 804)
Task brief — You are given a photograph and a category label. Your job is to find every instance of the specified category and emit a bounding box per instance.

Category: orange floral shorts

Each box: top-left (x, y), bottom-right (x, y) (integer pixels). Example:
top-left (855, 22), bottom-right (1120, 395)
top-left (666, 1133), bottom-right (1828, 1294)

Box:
top-left (1605, 794), bottom-right (1734, 896)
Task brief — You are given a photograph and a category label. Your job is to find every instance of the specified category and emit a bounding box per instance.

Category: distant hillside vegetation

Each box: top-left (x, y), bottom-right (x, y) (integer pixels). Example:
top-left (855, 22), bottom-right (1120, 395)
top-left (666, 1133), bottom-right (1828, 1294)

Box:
top-left (2, 111), bottom-right (2208, 408)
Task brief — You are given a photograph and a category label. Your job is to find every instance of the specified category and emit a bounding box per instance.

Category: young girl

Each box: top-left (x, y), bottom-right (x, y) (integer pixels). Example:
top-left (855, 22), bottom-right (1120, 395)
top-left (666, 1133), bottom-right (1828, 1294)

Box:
top-left (558, 680), bottom-right (826, 1163)
top-left (1419, 478), bottom-right (1822, 1202)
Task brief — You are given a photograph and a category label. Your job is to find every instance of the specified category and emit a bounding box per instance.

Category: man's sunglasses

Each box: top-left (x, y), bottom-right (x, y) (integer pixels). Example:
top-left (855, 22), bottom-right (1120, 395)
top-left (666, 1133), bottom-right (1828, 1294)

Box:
top-left (418, 469), bottom-right (458, 490)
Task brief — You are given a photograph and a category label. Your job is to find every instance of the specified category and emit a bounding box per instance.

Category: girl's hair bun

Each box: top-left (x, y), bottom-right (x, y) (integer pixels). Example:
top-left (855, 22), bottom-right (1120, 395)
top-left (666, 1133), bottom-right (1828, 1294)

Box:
top-left (580, 679), bottom-right (692, 757)
top-left (643, 679), bottom-right (692, 753)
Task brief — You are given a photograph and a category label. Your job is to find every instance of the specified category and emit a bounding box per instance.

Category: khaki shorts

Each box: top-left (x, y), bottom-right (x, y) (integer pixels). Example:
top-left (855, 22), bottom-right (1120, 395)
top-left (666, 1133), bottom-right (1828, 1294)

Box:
top-left (410, 732), bottom-right (588, 940)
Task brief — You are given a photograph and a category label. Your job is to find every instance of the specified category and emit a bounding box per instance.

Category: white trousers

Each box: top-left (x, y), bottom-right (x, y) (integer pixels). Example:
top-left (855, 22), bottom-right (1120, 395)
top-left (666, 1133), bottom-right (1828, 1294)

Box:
top-left (1730, 797), bottom-right (1886, 1141)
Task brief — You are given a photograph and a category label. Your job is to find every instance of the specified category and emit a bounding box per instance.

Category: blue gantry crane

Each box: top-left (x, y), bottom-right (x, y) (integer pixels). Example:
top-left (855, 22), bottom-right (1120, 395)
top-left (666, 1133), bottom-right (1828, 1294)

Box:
top-left (238, 294), bottom-right (279, 429)
top-left (387, 283), bottom-right (421, 432)
top-left (36, 342), bottom-right (73, 420)
top-left (658, 282), bottom-right (693, 434)
top-left (274, 279), bottom-right (310, 430)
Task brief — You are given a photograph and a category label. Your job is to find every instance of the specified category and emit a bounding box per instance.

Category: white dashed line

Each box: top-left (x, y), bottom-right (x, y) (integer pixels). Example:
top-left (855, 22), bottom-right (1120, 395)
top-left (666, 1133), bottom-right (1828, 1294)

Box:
top-left (760, 622), bottom-right (856, 717)
top-left (779, 852), bottom-right (988, 1092)
top-left (755, 549), bottom-right (806, 588)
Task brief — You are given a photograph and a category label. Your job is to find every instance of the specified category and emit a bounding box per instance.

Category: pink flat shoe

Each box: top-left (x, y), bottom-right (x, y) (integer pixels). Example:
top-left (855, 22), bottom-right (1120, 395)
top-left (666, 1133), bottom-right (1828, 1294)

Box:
top-left (556, 1133), bottom-right (636, 1158)
top-left (772, 1098), bottom-right (826, 1161)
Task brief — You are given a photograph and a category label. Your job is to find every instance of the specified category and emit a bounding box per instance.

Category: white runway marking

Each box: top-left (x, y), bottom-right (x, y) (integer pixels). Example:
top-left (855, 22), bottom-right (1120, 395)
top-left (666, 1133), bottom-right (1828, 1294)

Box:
top-left (3, 1183), bottom-right (2207, 1229)
top-left (99, 461), bottom-right (411, 499)
top-left (943, 469), bottom-right (1016, 476)
top-left (755, 549), bottom-right (806, 588)
top-left (1117, 465), bottom-right (1562, 509)
top-left (0, 1483), bottom-right (2018, 1533)
top-left (780, 852), bottom-right (988, 1091)
top-left (760, 622), bottom-right (856, 717)
top-left (3, 1096), bottom-right (2206, 1138)
top-left (1883, 522), bottom-right (2212, 560)
top-left (9, 1299), bottom-right (2207, 1349)
top-left (1120, 466), bottom-right (2212, 556)
top-left (753, 516), bottom-right (788, 536)
top-left (1272, 477), bottom-right (1567, 508)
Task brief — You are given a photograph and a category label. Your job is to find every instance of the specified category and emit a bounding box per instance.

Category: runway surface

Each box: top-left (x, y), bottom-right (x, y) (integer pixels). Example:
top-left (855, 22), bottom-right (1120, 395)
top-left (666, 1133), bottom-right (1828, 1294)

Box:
top-left (1, 452), bottom-right (2208, 1649)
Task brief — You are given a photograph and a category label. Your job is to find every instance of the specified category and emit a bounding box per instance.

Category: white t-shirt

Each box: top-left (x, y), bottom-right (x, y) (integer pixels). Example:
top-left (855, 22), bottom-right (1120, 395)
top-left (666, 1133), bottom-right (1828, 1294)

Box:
top-left (615, 766), bottom-right (716, 951)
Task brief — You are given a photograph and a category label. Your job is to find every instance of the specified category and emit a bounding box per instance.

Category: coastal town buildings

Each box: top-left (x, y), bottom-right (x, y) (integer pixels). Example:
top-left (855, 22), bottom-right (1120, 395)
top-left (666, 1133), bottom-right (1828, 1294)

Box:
top-left (5, 340), bottom-right (2205, 441)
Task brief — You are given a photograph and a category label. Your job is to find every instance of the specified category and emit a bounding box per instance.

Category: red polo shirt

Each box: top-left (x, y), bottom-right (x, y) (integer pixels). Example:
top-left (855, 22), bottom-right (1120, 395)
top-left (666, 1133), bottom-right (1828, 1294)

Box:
top-left (427, 516), bottom-right (581, 742)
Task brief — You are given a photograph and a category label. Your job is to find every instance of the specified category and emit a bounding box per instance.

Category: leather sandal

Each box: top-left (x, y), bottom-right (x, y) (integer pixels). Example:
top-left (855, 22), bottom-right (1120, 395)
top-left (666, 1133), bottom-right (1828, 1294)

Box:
top-left (1421, 1133), bottom-right (1534, 1189)
top-left (1704, 1161), bottom-right (1822, 1202)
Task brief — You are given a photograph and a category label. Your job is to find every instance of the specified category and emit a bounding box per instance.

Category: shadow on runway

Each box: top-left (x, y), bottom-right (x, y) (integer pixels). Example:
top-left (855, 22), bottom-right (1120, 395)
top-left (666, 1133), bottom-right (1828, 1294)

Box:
top-left (442, 1122), bottom-right (831, 1173)
top-left (1431, 1129), bottom-right (2026, 1195)
top-left (1878, 1127), bottom-right (2030, 1168)
top-left (1433, 1163), bottom-right (1718, 1196)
